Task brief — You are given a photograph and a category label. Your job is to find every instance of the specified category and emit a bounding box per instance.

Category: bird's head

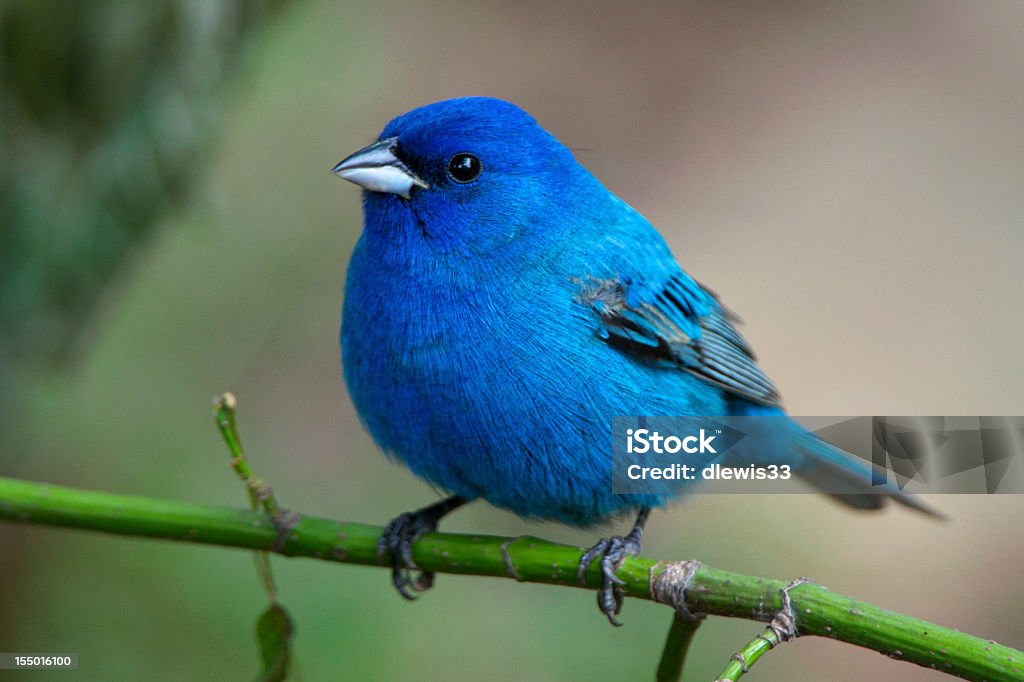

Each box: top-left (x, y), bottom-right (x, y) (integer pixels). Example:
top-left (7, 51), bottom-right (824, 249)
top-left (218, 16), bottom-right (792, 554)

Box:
top-left (332, 97), bottom-right (592, 254)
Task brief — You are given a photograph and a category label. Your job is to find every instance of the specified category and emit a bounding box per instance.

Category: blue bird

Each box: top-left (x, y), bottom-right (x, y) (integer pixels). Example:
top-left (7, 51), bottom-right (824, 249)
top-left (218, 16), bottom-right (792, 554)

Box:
top-left (332, 97), bottom-right (937, 624)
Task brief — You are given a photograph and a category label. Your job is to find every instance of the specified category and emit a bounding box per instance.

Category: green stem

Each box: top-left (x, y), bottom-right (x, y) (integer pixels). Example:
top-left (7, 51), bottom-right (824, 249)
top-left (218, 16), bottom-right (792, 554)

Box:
top-left (213, 392), bottom-right (280, 517)
top-left (0, 475), bottom-right (1020, 682)
top-left (213, 392), bottom-right (281, 599)
top-left (656, 612), bottom-right (704, 682)
top-left (714, 626), bottom-right (782, 681)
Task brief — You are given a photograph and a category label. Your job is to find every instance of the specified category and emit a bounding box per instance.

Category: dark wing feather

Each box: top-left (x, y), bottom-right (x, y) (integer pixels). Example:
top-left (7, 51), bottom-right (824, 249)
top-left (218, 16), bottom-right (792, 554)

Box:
top-left (578, 274), bottom-right (782, 406)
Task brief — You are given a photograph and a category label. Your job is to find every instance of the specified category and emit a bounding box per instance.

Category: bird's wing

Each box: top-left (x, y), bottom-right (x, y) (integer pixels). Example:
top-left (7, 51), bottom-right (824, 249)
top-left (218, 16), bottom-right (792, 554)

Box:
top-left (576, 271), bottom-right (782, 406)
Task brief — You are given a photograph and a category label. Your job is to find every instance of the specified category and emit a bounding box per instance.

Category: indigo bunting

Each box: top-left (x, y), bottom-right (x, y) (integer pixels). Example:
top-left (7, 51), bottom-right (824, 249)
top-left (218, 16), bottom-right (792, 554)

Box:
top-left (332, 97), bottom-right (936, 624)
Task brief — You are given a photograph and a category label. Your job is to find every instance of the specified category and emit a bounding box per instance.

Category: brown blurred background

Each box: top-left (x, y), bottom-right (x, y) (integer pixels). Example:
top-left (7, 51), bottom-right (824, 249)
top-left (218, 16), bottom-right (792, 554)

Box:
top-left (1, 1), bottom-right (1022, 679)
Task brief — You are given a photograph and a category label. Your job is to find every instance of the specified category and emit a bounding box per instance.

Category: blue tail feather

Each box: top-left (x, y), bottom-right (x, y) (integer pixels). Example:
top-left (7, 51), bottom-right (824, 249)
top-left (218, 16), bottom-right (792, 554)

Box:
top-left (728, 401), bottom-right (943, 517)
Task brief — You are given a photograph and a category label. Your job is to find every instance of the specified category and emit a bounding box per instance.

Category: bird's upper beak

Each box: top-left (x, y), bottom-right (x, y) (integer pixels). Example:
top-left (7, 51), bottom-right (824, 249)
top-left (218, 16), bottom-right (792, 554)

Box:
top-left (331, 136), bottom-right (428, 199)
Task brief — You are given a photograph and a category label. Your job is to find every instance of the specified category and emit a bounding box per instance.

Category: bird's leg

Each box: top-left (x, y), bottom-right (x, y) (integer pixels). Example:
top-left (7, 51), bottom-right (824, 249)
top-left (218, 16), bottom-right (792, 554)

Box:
top-left (577, 507), bottom-right (651, 626)
top-left (378, 496), bottom-right (467, 600)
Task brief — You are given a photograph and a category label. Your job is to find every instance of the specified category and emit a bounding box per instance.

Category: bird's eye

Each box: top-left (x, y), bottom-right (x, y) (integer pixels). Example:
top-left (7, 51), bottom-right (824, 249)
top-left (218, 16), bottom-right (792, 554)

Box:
top-left (447, 153), bottom-right (482, 183)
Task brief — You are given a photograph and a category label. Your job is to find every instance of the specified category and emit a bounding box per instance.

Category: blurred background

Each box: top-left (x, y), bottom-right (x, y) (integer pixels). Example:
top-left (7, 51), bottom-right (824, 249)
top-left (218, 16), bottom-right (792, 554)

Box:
top-left (2, 0), bottom-right (1023, 679)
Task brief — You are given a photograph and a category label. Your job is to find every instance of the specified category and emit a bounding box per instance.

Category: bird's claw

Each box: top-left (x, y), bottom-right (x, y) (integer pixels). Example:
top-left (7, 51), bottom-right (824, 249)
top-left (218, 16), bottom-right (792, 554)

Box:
top-left (577, 533), bottom-right (642, 626)
top-left (378, 511), bottom-right (440, 600)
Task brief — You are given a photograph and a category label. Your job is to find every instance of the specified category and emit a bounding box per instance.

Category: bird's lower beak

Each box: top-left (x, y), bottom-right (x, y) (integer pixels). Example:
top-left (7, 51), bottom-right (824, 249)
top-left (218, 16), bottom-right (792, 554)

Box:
top-left (331, 136), bottom-right (428, 199)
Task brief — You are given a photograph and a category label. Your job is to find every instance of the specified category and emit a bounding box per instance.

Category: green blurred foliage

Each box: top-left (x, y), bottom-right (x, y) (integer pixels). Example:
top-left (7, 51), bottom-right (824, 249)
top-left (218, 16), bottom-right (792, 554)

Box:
top-left (0, 0), bottom-right (285, 363)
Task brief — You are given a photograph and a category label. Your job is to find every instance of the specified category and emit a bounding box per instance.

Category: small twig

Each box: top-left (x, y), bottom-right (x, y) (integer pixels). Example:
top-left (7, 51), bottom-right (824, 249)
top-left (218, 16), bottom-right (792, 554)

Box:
top-left (714, 626), bottom-right (784, 681)
top-left (213, 393), bottom-right (295, 679)
top-left (213, 392), bottom-right (282, 597)
top-left (714, 577), bottom-right (811, 680)
top-left (214, 392), bottom-right (280, 517)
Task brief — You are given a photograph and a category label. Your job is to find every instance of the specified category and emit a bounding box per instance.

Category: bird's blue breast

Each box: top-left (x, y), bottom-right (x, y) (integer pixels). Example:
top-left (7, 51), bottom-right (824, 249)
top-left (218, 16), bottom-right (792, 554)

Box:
top-left (341, 211), bottom-right (727, 526)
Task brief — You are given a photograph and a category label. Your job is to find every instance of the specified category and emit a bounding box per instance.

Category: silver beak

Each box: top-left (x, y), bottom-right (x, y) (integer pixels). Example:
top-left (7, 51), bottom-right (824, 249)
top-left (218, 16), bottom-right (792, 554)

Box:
top-left (331, 136), bottom-right (428, 199)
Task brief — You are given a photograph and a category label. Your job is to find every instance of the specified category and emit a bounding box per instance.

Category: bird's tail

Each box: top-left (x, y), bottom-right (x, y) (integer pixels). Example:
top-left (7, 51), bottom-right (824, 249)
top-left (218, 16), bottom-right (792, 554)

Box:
top-left (794, 428), bottom-right (945, 518)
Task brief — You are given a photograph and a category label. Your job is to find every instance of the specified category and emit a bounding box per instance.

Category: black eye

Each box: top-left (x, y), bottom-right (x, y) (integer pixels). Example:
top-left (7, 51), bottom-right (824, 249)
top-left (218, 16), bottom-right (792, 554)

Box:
top-left (447, 153), bottom-right (482, 183)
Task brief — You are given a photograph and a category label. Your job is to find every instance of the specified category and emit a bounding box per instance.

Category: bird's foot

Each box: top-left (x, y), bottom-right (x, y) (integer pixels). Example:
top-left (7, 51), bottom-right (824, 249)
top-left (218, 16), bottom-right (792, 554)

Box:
top-left (577, 508), bottom-right (650, 626)
top-left (377, 511), bottom-right (440, 599)
top-left (577, 532), bottom-right (642, 626)
top-left (377, 496), bottom-right (466, 600)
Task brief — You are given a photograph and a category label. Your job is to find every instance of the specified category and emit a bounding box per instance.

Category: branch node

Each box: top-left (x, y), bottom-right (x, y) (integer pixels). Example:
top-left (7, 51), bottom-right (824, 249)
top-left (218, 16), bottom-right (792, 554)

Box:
top-left (650, 559), bottom-right (705, 622)
top-left (500, 537), bottom-right (522, 580)
top-left (271, 509), bottom-right (303, 552)
top-left (769, 576), bottom-right (815, 642)
top-left (730, 651), bottom-right (750, 673)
